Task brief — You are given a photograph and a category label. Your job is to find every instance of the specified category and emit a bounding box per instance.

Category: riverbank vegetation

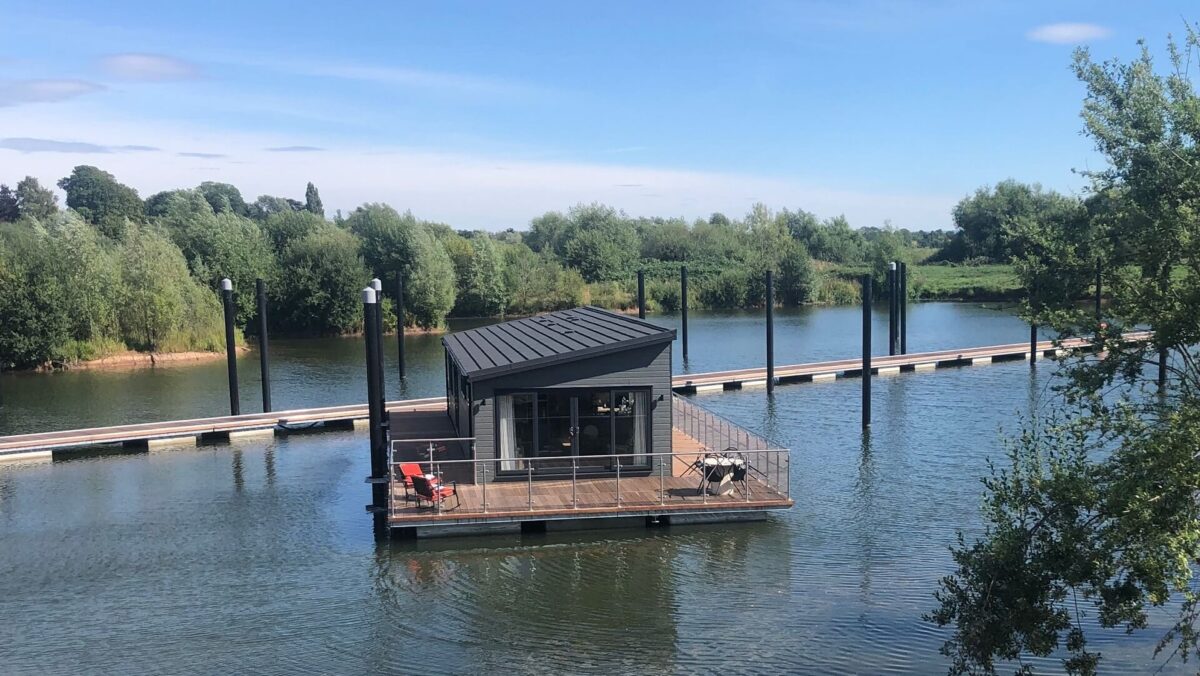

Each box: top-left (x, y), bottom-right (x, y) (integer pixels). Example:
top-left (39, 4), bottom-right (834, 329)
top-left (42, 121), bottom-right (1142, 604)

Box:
top-left (0, 166), bottom-right (976, 369)
top-left (929, 25), bottom-right (1200, 675)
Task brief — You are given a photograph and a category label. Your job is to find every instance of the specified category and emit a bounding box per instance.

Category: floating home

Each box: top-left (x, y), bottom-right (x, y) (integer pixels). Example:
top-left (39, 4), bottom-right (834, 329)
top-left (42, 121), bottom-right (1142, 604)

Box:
top-left (386, 306), bottom-right (792, 538)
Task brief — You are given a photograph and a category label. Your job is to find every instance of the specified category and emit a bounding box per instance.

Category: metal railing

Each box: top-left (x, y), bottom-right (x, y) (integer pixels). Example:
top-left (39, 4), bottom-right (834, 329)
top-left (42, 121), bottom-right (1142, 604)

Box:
top-left (387, 444), bottom-right (790, 520)
top-left (672, 394), bottom-right (790, 493)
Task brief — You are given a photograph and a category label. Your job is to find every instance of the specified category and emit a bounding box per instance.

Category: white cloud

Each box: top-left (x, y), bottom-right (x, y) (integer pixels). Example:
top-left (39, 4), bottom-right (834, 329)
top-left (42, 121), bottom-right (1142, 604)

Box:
top-left (100, 53), bottom-right (199, 81)
top-left (0, 79), bottom-right (104, 107)
top-left (0, 112), bottom-right (958, 229)
top-left (0, 137), bottom-right (110, 153)
top-left (265, 145), bottom-right (325, 152)
top-left (1027, 23), bottom-right (1111, 45)
top-left (0, 137), bottom-right (161, 153)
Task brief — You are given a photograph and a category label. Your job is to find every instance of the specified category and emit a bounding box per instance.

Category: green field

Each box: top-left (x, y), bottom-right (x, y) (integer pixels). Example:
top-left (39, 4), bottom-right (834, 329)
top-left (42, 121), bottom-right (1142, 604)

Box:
top-left (833, 263), bottom-right (1023, 301)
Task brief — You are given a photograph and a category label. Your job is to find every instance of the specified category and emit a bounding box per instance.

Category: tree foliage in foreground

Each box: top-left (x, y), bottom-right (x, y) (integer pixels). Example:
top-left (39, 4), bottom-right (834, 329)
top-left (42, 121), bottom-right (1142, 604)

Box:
top-left (930, 26), bottom-right (1200, 675)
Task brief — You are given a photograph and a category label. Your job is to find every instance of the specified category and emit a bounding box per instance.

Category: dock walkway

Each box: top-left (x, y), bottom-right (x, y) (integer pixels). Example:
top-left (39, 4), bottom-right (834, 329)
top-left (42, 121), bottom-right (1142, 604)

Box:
top-left (0, 333), bottom-right (1147, 459)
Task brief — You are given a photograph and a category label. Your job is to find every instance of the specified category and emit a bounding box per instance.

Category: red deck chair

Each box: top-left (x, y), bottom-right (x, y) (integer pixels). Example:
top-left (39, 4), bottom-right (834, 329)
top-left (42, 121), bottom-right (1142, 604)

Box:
top-left (411, 474), bottom-right (459, 510)
top-left (398, 463), bottom-right (438, 501)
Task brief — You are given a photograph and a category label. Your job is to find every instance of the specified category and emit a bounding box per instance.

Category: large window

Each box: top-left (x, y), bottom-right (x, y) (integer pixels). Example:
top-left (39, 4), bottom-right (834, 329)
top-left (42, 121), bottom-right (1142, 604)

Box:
top-left (496, 388), bottom-right (651, 473)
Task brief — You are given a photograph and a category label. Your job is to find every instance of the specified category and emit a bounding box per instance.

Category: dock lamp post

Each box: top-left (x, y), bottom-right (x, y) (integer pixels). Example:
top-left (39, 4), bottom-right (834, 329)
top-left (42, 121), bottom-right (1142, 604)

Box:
top-left (899, 261), bottom-right (907, 354)
top-left (220, 278), bottom-right (240, 416)
top-left (637, 269), bottom-right (646, 320)
top-left (255, 278), bottom-right (271, 413)
top-left (888, 262), bottom-right (898, 356)
top-left (680, 266), bottom-right (689, 363)
top-left (766, 269), bottom-right (775, 395)
top-left (861, 274), bottom-right (872, 429)
top-left (395, 273), bottom-right (406, 381)
top-left (369, 278), bottom-right (387, 421)
top-left (362, 287), bottom-right (387, 523)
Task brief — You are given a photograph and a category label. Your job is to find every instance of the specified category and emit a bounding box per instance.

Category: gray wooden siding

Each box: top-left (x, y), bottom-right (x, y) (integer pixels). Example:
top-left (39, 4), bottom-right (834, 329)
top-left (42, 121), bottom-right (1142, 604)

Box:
top-left (470, 342), bottom-right (672, 481)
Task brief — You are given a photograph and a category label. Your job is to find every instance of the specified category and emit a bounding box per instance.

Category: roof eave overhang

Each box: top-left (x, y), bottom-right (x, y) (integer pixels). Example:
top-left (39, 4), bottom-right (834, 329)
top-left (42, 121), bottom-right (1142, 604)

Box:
top-left (457, 329), bottom-right (675, 383)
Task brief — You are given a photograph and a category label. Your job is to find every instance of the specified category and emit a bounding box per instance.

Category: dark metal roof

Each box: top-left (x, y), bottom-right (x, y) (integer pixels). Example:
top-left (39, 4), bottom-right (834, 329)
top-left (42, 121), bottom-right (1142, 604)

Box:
top-left (443, 306), bottom-right (675, 381)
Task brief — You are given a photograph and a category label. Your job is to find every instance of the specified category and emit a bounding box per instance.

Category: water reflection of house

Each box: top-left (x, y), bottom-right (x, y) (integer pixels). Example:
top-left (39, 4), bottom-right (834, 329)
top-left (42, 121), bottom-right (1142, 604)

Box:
top-left (388, 306), bottom-right (792, 538)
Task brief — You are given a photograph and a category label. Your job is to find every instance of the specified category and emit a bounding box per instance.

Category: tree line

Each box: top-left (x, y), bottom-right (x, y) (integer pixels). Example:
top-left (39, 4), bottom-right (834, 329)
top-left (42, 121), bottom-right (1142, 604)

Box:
top-left (0, 165), bottom-right (956, 368)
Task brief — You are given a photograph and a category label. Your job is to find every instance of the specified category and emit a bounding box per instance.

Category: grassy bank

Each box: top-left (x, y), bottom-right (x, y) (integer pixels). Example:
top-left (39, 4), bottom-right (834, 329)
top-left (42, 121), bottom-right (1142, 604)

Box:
top-left (832, 263), bottom-right (1023, 301)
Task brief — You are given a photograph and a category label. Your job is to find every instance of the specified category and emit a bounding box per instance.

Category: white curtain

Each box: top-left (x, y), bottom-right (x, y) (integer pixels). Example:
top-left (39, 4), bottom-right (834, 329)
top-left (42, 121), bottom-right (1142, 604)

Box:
top-left (634, 391), bottom-right (648, 465)
top-left (497, 395), bottom-right (517, 471)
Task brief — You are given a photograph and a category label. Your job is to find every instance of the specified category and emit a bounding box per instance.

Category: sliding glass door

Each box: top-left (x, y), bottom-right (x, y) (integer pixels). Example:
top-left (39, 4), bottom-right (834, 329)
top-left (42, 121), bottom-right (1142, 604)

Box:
top-left (496, 388), bottom-right (650, 474)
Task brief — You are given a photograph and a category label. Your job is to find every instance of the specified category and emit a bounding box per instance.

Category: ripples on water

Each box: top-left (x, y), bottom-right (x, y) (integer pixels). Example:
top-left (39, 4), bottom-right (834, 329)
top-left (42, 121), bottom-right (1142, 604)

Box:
top-left (0, 306), bottom-right (1185, 673)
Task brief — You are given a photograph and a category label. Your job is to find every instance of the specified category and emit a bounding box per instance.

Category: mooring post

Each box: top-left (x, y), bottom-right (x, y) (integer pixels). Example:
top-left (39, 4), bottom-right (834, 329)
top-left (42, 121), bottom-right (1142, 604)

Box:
top-left (766, 269), bottom-right (775, 395)
top-left (680, 265), bottom-right (689, 362)
top-left (220, 278), bottom-right (240, 416)
top-left (362, 288), bottom-right (387, 521)
top-left (1159, 346), bottom-right (1168, 391)
top-left (370, 278), bottom-right (387, 424)
top-left (887, 262), bottom-right (897, 356)
top-left (1094, 259), bottom-right (1102, 322)
top-left (899, 261), bottom-right (908, 354)
top-left (861, 274), bottom-right (872, 428)
top-left (1030, 323), bottom-right (1038, 366)
top-left (395, 273), bottom-right (405, 381)
top-left (637, 269), bottom-right (646, 319)
top-left (255, 278), bottom-right (271, 413)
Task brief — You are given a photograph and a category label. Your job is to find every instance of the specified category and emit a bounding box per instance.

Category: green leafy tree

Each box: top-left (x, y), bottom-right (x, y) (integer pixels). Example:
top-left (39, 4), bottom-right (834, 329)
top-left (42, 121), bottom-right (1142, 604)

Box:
top-left (638, 217), bottom-right (693, 261)
top-left (250, 194), bottom-right (303, 220)
top-left (0, 222), bottom-right (71, 367)
top-left (776, 243), bottom-right (815, 306)
top-left (15, 176), bottom-right (58, 221)
top-left (263, 209), bottom-right (325, 252)
top-left (117, 227), bottom-right (195, 350)
top-left (155, 191), bottom-right (277, 325)
top-left (930, 27), bottom-right (1200, 675)
top-left (455, 233), bottom-right (507, 316)
top-left (563, 203), bottom-right (640, 282)
top-left (0, 185), bottom-right (18, 222)
top-left (57, 166), bottom-right (143, 239)
top-left (344, 203), bottom-right (456, 328)
top-left (197, 182), bottom-right (250, 216)
top-left (526, 210), bottom-right (577, 257)
top-left (941, 180), bottom-right (1081, 263)
top-left (44, 212), bottom-right (123, 347)
top-left (304, 182), bottom-right (324, 217)
top-left (272, 225), bottom-right (369, 334)
top-left (144, 189), bottom-right (189, 218)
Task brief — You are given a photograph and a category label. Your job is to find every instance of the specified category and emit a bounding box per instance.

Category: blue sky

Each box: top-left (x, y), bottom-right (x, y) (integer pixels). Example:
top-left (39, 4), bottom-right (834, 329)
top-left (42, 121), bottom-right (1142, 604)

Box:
top-left (0, 1), bottom-right (1194, 229)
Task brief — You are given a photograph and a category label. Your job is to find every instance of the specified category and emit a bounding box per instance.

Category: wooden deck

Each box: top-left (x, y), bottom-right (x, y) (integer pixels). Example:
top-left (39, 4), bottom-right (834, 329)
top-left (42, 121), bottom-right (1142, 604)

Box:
top-left (674, 332), bottom-right (1152, 392)
top-left (387, 426), bottom-right (792, 528)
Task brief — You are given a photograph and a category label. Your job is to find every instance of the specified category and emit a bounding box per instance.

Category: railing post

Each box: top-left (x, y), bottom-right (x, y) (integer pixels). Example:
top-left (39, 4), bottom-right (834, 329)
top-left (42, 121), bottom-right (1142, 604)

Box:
top-left (528, 464), bottom-right (533, 511)
top-left (660, 454), bottom-right (665, 505)
top-left (616, 458), bottom-right (621, 506)
top-left (572, 457), bottom-right (577, 508)
top-left (739, 451), bottom-right (748, 499)
top-left (481, 459), bottom-right (487, 513)
top-left (435, 460), bottom-right (442, 514)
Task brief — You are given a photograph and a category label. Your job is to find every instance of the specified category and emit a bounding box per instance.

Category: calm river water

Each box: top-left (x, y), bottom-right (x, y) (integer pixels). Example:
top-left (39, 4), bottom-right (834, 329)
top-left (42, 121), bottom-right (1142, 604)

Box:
top-left (0, 304), bottom-right (1183, 674)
